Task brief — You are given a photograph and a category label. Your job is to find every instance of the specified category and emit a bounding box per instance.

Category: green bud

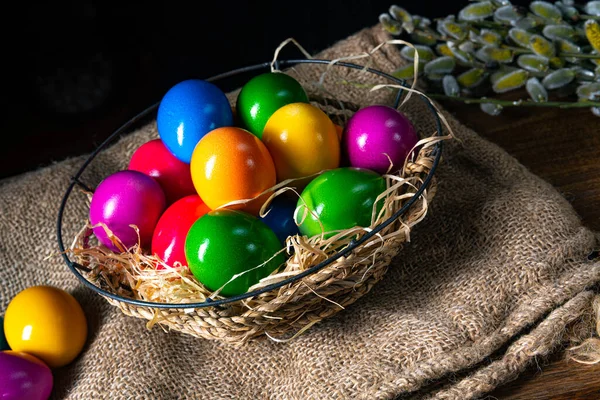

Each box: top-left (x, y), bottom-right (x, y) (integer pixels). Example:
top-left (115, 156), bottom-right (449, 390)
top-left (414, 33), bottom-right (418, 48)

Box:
top-left (542, 24), bottom-right (575, 41)
top-left (530, 34), bottom-right (555, 57)
top-left (379, 13), bottom-right (403, 35)
top-left (439, 20), bottom-right (468, 40)
top-left (480, 102), bottom-right (503, 116)
top-left (400, 45), bottom-right (435, 62)
top-left (585, 20), bottom-right (600, 53)
top-left (494, 5), bottom-right (523, 24)
top-left (577, 82), bottom-right (600, 100)
top-left (530, 1), bottom-right (562, 22)
top-left (442, 75), bottom-right (460, 96)
top-left (508, 28), bottom-right (533, 48)
top-left (392, 62), bottom-right (425, 80)
top-left (542, 68), bottom-right (576, 89)
top-left (436, 43), bottom-right (454, 57)
top-left (516, 54), bottom-right (549, 73)
top-left (492, 69), bottom-right (529, 93)
top-left (526, 77), bottom-right (548, 102)
top-left (424, 56), bottom-right (456, 75)
top-left (458, 1), bottom-right (495, 21)
top-left (584, 1), bottom-right (600, 17)
top-left (457, 68), bottom-right (487, 88)
top-left (389, 5), bottom-right (415, 33)
top-left (410, 30), bottom-right (437, 46)
top-left (480, 29), bottom-right (503, 46)
top-left (475, 45), bottom-right (514, 63)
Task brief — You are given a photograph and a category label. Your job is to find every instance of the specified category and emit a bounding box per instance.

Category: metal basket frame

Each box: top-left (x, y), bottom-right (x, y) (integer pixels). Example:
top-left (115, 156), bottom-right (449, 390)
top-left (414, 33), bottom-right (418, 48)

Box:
top-left (56, 58), bottom-right (444, 309)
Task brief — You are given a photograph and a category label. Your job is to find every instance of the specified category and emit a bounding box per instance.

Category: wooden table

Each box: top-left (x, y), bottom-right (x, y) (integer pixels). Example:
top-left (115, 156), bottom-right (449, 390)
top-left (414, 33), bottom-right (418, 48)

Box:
top-left (439, 99), bottom-right (600, 400)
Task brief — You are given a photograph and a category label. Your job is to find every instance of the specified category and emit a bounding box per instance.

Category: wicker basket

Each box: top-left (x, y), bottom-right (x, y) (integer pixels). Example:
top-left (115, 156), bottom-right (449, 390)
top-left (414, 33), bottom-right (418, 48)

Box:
top-left (57, 59), bottom-right (445, 345)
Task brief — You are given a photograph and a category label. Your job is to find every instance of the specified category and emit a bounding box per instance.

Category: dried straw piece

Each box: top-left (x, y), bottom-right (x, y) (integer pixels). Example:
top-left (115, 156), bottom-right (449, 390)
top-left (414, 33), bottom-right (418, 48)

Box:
top-left (66, 40), bottom-right (451, 345)
top-left (568, 294), bottom-right (600, 364)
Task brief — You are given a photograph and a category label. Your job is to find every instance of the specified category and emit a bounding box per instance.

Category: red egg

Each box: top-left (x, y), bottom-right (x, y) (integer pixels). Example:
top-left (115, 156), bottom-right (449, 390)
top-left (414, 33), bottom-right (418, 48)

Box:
top-left (151, 195), bottom-right (210, 269)
top-left (128, 139), bottom-right (196, 205)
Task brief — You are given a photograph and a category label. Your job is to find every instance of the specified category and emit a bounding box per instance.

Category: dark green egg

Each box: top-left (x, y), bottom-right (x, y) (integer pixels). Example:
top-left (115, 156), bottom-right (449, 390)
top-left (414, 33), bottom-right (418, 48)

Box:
top-left (185, 210), bottom-right (286, 297)
top-left (236, 72), bottom-right (309, 139)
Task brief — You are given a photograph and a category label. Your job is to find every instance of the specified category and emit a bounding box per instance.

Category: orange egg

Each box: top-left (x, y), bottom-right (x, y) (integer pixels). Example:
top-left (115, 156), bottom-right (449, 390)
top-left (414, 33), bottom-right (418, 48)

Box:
top-left (190, 127), bottom-right (276, 215)
top-left (262, 103), bottom-right (340, 182)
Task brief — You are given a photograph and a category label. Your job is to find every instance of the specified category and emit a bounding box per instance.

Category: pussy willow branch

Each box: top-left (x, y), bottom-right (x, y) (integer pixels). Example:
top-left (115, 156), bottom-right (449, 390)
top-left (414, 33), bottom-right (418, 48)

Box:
top-left (579, 14), bottom-right (600, 21)
top-left (428, 93), bottom-right (600, 108)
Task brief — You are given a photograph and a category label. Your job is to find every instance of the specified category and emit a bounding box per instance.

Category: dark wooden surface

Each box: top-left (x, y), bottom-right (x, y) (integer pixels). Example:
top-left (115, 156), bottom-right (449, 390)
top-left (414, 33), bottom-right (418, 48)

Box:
top-left (439, 99), bottom-right (600, 400)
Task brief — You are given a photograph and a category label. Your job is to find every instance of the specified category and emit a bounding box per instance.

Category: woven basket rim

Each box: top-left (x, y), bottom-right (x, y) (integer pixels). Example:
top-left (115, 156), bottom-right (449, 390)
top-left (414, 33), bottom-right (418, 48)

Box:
top-left (57, 58), bottom-right (444, 312)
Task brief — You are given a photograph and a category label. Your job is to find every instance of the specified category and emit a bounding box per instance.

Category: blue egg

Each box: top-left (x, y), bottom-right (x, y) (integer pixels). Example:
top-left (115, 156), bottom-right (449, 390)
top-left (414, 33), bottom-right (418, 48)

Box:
top-left (0, 316), bottom-right (9, 351)
top-left (157, 79), bottom-right (233, 163)
top-left (260, 196), bottom-right (300, 245)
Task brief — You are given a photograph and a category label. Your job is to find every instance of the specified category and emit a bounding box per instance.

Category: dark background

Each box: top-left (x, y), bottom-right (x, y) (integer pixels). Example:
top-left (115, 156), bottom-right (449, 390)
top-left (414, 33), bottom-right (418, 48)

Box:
top-left (0, 1), bottom-right (529, 179)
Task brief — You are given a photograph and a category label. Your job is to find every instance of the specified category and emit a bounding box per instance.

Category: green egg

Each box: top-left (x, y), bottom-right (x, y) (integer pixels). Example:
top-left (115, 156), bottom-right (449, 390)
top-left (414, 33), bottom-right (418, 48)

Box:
top-left (236, 72), bottom-right (309, 139)
top-left (184, 210), bottom-right (286, 297)
top-left (296, 168), bottom-right (387, 239)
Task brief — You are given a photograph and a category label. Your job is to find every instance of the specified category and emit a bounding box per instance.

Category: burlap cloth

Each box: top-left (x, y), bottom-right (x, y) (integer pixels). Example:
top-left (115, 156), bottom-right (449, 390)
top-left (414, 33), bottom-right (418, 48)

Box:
top-left (1, 25), bottom-right (599, 399)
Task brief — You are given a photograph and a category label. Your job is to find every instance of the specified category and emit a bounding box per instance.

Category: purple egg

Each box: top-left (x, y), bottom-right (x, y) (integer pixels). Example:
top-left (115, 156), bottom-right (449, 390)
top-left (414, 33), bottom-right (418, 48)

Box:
top-left (0, 351), bottom-right (53, 400)
top-left (342, 105), bottom-right (419, 174)
top-left (89, 170), bottom-right (166, 252)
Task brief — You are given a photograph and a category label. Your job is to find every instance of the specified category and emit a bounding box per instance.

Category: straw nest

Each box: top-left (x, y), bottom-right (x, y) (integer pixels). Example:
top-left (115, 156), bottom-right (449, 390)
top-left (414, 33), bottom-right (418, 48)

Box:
top-left (67, 46), bottom-right (450, 345)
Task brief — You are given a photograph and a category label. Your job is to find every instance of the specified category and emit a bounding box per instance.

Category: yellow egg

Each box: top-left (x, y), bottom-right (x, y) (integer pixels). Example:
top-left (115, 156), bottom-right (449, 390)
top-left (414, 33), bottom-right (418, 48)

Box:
top-left (262, 103), bottom-right (340, 182)
top-left (4, 286), bottom-right (88, 368)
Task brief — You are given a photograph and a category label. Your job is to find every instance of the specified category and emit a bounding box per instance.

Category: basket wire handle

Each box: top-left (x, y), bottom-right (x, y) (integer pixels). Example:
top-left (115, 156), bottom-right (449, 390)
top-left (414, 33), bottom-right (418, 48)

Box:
top-left (270, 38), bottom-right (313, 73)
top-left (71, 177), bottom-right (94, 193)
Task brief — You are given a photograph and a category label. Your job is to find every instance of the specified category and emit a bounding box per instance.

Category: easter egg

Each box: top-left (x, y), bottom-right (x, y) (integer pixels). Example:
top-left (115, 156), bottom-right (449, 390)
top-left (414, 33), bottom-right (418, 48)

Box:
top-left (296, 168), bottom-right (386, 239)
top-left (0, 317), bottom-right (9, 351)
top-left (89, 170), bottom-right (166, 251)
top-left (4, 286), bottom-right (88, 368)
top-left (259, 196), bottom-right (300, 245)
top-left (151, 195), bottom-right (210, 269)
top-left (157, 79), bottom-right (233, 163)
top-left (128, 139), bottom-right (196, 205)
top-left (342, 105), bottom-right (419, 174)
top-left (334, 124), bottom-right (343, 141)
top-left (236, 72), bottom-right (309, 138)
top-left (190, 127), bottom-right (276, 215)
top-left (0, 351), bottom-right (53, 400)
top-left (185, 210), bottom-right (286, 296)
top-left (262, 103), bottom-right (340, 182)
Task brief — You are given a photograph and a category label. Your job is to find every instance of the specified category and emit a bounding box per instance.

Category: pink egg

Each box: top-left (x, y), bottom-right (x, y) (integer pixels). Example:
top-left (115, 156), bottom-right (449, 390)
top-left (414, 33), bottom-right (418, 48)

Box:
top-left (342, 105), bottom-right (419, 174)
top-left (89, 170), bottom-right (166, 252)
top-left (0, 351), bottom-right (53, 400)
top-left (128, 139), bottom-right (196, 205)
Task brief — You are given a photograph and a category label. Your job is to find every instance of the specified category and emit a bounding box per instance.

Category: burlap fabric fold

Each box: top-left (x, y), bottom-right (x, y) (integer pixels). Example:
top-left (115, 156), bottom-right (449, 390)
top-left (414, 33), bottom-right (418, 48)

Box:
top-left (1, 25), bottom-right (599, 399)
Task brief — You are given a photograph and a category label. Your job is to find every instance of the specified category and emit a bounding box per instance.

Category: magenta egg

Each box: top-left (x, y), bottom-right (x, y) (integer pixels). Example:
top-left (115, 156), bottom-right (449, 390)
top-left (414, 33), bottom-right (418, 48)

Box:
top-left (0, 351), bottom-right (53, 400)
top-left (342, 105), bottom-right (419, 174)
top-left (89, 170), bottom-right (166, 252)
